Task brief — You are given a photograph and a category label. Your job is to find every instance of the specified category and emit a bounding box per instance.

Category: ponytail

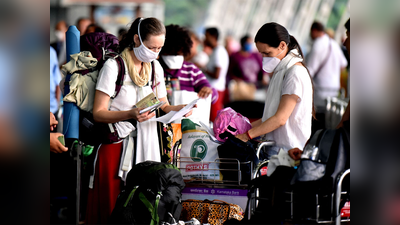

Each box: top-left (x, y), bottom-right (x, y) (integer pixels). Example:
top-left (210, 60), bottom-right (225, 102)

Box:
top-left (118, 18), bottom-right (140, 53)
top-left (288, 35), bottom-right (316, 119)
top-left (288, 35), bottom-right (305, 59)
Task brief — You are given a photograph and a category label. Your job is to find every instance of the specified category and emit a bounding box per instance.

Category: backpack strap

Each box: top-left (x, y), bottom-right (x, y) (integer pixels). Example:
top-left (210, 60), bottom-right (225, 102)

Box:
top-left (123, 186), bottom-right (139, 207)
top-left (151, 61), bottom-right (156, 89)
top-left (107, 52), bottom-right (126, 99)
top-left (139, 191), bottom-right (161, 225)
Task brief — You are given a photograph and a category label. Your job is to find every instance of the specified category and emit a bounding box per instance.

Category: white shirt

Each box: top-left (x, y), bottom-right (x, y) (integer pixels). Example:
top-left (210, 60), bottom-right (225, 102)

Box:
top-left (205, 45), bottom-right (229, 91)
top-left (96, 58), bottom-right (167, 163)
top-left (96, 58), bottom-right (167, 110)
top-left (262, 50), bottom-right (313, 152)
top-left (306, 34), bottom-right (348, 108)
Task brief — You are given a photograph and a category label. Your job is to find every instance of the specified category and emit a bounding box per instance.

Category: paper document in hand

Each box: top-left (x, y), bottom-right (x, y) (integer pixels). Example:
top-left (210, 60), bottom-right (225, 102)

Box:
top-left (139, 101), bottom-right (166, 114)
top-left (172, 90), bottom-right (211, 124)
top-left (149, 98), bottom-right (200, 123)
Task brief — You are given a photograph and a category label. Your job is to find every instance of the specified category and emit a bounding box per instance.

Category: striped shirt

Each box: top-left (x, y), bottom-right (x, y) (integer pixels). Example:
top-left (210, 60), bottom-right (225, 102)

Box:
top-left (163, 61), bottom-right (218, 103)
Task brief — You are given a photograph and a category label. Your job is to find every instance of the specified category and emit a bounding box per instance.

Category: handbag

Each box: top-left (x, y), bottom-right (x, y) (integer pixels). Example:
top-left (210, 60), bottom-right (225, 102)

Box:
top-left (180, 199), bottom-right (244, 225)
top-left (217, 132), bottom-right (259, 184)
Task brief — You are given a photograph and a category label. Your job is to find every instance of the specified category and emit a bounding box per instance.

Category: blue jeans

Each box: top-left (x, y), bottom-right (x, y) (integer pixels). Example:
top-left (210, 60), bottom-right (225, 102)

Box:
top-left (259, 145), bottom-right (280, 161)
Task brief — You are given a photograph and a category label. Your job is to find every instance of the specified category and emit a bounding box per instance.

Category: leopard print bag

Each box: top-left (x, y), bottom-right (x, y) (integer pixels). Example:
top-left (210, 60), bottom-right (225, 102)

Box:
top-left (180, 199), bottom-right (244, 225)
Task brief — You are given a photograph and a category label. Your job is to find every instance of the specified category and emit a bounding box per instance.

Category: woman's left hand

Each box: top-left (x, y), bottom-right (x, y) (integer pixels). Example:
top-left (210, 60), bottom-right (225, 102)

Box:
top-left (181, 104), bottom-right (197, 117)
top-left (235, 133), bottom-right (249, 142)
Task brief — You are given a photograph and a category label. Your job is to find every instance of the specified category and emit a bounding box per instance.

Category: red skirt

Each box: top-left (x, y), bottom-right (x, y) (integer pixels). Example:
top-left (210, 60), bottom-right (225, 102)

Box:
top-left (210, 90), bottom-right (226, 122)
top-left (85, 142), bottom-right (123, 224)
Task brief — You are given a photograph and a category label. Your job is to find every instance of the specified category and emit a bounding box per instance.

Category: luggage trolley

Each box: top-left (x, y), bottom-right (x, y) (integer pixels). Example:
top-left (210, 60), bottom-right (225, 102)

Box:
top-left (248, 149), bottom-right (350, 224)
top-left (325, 95), bottom-right (349, 129)
top-left (249, 166), bottom-right (350, 224)
top-left (172, 139), bottom-right (275, 221)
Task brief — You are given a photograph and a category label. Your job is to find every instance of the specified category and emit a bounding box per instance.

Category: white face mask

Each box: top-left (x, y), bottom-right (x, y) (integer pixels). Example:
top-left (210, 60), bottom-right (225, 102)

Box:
top-left (55, 30), bottom-right (65, 42)
top-left (262, 47), bottom-right (286, 73)
top-left (161, 55), bottom-right (184, 69)
top-left (133, 18), bottom-right (161, 63)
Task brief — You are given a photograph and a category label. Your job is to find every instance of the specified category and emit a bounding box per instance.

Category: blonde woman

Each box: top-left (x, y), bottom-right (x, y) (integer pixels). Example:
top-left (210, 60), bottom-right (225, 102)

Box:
top-left (85, 17), bottom-right (192, 224)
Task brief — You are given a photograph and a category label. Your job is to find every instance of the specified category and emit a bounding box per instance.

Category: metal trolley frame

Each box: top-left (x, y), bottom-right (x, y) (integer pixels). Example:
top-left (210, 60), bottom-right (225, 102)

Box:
top-left (249, 159), bottom-right (350, 224)
top-left (172, 139), bottom-right (275, 221)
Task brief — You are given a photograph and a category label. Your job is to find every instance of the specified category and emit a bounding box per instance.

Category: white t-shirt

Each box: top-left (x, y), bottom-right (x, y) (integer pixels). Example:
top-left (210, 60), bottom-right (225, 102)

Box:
top-left (264, 65), bottom-right (313, 152)
top-left (205, 45), bottom-right (229, 91)
top-left (306, 34), bottom-right (348, 108)
top-left (96, 58), bottom-right (167, 164)
top-left (96, 58), bottom-right (167, 110)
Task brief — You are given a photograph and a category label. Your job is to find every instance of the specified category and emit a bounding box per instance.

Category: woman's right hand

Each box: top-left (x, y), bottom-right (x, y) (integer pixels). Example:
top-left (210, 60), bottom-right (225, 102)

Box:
top-left (129, 108), bottom-right (156, 122)
top-left (235, 133), bottom-right (250, 143)
top-left (198, 86), bottom-right (212, 98)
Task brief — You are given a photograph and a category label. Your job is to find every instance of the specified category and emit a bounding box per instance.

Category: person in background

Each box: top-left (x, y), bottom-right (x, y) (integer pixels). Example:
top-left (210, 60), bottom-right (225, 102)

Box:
top-left (85, 17), bottom-right (193, 224)
top-left (325, 27), bottom-right (335, 39)
top-left (306, 21), bottom-right (348, 134)
top-left (224, 34), bottom-right (241, 56)
top-left (202, 27), bottom-right (229, 122)
top-left (228, 34), bottom-right (265, 87)
top-left (76, 17), bottom-right (91, 35)
top-left (336, 19), bottom-right (350, 130)
top-left (118, 27), bottom-right (127, 41)
top-left (186, 30), bottom-right (210, 69)
top-left (50, 20), bottom-right (68, 65)
top-left (83, 23), bottom-right (106, 34)
top-left (159, 24), bottom-right (217, 103)
top-left (50, 46), bottom-right (61, 122)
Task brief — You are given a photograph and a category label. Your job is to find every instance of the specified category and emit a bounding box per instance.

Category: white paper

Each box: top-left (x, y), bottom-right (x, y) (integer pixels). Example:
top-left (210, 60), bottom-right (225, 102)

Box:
top-left (172, 90), bottom-right (211, 124)
top-left (149, 98), bottom-right (200, 124)
top-left (199, 121), bottom-right (221, 143)
top-left (148, 111), bottom-right (176, 124)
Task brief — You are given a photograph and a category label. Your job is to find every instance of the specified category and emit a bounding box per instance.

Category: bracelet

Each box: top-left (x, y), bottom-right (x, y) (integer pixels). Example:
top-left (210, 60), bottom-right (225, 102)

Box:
top-left (246, 130), bottom-right (252, 140)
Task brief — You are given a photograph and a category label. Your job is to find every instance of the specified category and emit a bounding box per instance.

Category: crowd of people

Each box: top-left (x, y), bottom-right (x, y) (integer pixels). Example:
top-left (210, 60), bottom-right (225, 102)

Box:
top-left (50, 15), bottom-right (350, 224)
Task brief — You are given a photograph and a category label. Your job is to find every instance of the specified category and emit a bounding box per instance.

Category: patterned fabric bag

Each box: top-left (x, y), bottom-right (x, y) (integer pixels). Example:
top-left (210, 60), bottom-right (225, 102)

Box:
top-left (180, 199), bottom-right (244, 225)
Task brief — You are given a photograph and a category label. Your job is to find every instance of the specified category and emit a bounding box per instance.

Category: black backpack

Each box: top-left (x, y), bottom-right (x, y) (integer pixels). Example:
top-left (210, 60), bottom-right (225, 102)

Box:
top-left (109, 161), bottom-right (185, 225)
top-left (291, 127), bottom-right (350, 191)
top-left (73, 32), bottom-right (126, 146)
